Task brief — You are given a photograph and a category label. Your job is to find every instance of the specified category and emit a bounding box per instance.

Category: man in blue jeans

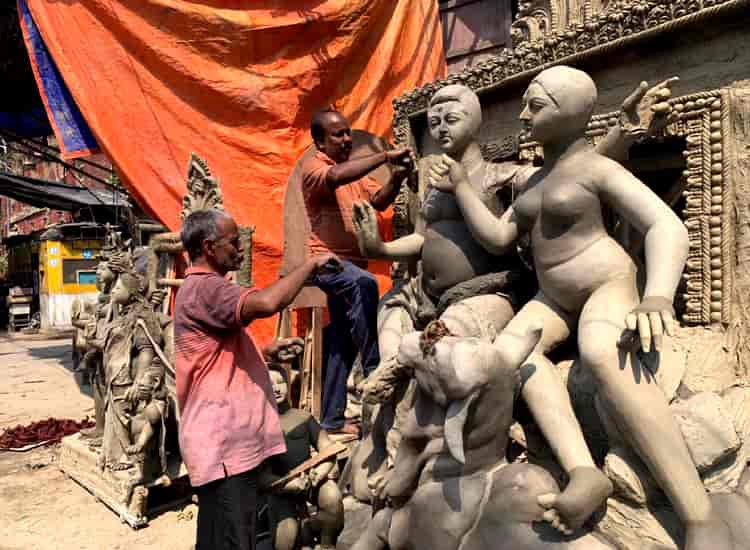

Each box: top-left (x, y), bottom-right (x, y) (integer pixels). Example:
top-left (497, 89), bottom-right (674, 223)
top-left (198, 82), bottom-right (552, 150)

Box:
top-left (301, 108), bottom-right (413, 434)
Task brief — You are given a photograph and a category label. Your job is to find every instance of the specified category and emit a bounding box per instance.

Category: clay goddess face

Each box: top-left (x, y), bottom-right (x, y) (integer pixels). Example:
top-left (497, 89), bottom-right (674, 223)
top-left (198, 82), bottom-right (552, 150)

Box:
top-left (111, 277), bottom-right (132, 305)
top-left (96, 263), bottom-right (115, 290)
top-left (270, 369), bottom-right (288, 405)
top-left (519, 82), bottom-right (563, 143)
top-left (428, 101), bottom-right (476, 154)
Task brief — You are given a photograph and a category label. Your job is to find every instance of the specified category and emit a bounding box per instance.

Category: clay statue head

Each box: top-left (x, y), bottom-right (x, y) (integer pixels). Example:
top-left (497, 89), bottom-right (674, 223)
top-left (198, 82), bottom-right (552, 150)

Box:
top-left (96, 262), bottom-right (116, 292)
top-left (428, 85), bottom-right (482, 155)
top-left (269, 368), bottom-right (289, 405)
top-left (311, 108), bottom-right (353, 163)
top-left (520, 65), bottom-right (597, 143)
top-left (397, 322), bottom-right (542, 464)
top-left (111, 271), bottom-right (144, 306)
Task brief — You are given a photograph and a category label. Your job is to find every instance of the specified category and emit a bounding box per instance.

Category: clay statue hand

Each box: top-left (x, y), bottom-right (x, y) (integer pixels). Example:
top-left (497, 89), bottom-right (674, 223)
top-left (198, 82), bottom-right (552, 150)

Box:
top-left (620, 77), bottom-right (679, 140)
top-left (124, 384), bottom-right (140, 404)
top-left (426, 154), bottom-right (469, 193)
top-left (625, 296), bottom-right (677, 353)
top-left (149, 288), bottom-right (166, 307)
top-left (136, 382), bottom-right (153, 401)
top-left (283, 474), bottom-right (310, 495)
top-left (308, 463), bottom-right (330, 487)
top-left (265, 337), bottom-right (305, 363)
top-left (352, 201), bottom-right (385, 257)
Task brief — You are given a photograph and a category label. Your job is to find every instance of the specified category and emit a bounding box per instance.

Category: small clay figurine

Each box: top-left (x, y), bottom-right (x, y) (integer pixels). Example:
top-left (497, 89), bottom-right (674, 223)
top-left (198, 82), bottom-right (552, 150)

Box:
top-left (263, 367), bottom-right (344, 550)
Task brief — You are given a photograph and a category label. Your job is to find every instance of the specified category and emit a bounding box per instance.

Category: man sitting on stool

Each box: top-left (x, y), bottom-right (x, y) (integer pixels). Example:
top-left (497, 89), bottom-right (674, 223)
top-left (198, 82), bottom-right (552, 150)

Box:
top-left (301, 108), bottom-right (414, 435)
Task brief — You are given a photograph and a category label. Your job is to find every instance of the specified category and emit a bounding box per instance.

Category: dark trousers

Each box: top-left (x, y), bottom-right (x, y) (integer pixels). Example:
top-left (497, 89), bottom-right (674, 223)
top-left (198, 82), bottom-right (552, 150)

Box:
top-left (195, 469), bottom-right (258, 550)
top-left (311, 260), bottom-right (380, 430)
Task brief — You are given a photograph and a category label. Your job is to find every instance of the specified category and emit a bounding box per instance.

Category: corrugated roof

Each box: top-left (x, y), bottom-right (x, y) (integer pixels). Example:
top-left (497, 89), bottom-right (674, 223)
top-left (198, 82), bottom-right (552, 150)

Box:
top-left (0, 170), bottom-right (129, 211)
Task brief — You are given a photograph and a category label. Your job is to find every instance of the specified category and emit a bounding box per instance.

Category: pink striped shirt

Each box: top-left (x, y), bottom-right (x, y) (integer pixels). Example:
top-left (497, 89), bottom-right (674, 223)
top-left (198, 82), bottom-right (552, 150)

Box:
top-left (174, 267), bottom-right (286, 487)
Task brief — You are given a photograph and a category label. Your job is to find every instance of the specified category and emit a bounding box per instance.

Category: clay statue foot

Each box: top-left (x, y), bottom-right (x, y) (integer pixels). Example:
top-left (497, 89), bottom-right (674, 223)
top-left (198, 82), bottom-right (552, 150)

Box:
top-left (125, 444), bottom-right (143, 455)
top-left (79, 426), bottom-right (101, 440)
top-left (86, 436), bottom-right (103, 450)
top-left (685, 513), bottom-right (732, 550)
top-left (538, 466), bottom-right (613, 534)
top-left (111, 455), bottom-right (135, 471)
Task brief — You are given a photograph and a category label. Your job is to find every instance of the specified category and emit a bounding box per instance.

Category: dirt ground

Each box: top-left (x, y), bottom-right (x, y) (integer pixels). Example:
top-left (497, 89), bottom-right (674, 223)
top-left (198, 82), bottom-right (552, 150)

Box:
top-left (0, 334), bottom-right (197, 550)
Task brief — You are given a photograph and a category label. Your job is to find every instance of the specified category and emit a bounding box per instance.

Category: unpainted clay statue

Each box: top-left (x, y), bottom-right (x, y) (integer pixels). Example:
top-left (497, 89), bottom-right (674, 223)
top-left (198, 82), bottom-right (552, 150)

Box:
top-left (428, 65), bottom-right (730, 549)
top-left (98, 256), bottom-right (169, 503)
top-left (73, 254), bottom-right (118, 445)
top-left (349, 77), bottom-right (679, 510)
top-left (350, 321), bottom-right (610, 550)
top-left (262, 367), bottom-right (344, 550)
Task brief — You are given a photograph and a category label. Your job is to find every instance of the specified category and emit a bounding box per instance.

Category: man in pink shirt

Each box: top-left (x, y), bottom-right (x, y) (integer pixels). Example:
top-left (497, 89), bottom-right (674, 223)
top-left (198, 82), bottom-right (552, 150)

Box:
top-left (174, 208), bottom-right (337, 550)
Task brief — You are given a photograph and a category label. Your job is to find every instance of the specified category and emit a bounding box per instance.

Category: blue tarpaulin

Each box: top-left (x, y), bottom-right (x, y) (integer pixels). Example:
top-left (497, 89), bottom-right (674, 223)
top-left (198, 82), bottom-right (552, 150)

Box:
top-left (17, 0), bottom-right (99, 159)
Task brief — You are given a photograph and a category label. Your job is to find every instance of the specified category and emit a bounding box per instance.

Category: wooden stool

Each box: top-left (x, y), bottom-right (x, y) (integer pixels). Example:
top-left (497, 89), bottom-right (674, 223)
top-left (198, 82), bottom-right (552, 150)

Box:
top-left (275, 285), bottom-right (327, 419)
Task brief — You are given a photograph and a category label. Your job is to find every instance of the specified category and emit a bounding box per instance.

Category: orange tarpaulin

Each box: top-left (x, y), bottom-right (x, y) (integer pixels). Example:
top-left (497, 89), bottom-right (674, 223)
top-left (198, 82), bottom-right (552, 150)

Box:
top-left (23, 0), bottom-right (446, 341)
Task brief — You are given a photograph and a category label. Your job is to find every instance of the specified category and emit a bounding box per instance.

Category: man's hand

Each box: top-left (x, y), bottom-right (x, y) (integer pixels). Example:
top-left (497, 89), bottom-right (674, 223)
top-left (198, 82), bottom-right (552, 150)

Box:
top-left (264, 337), bottom-right (304, 363)
top-left (310, 253), bottom-right (342, 274)
top-left (427, 154), bottom-right (469, 193)
top-left (385, 148), bottom-right (414, 169)
top-left (624, 296), bottom-right (677, 353)
top-left (620, 77), bottom-right (680, 140)
top-left (352, 201), bottom-right (385, 257)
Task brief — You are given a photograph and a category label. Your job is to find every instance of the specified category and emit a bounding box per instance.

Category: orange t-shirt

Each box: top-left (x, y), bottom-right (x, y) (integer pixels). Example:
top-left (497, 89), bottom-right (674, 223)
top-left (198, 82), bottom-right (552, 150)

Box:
top-left (301, 151), bottom-right (381, 263)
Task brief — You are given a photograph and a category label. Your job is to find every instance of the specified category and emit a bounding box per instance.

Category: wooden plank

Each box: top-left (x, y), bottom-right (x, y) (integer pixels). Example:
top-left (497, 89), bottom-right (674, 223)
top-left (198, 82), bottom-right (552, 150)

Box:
top-left (298, 309), bottom-right (313, 412)
top-left (311, 307), bottom-right (323, 420)
top-left (268, 442), bottom-right (348, 489)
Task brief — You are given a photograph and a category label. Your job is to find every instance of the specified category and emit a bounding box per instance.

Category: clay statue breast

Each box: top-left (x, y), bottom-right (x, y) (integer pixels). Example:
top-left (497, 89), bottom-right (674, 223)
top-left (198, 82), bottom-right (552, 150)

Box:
top-left (541, 180), bottom-right (598, 223)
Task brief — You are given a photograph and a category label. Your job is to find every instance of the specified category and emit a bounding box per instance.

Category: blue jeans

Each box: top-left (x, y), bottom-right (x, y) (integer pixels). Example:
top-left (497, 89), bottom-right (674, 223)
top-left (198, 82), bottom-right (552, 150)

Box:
top-left (311, 260), bottom-right (380, 430)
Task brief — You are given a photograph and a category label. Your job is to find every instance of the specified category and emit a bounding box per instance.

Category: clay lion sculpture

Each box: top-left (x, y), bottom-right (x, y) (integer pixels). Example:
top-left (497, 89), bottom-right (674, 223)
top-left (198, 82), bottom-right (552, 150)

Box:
top-left (350, 321), bottom-right (609, 550)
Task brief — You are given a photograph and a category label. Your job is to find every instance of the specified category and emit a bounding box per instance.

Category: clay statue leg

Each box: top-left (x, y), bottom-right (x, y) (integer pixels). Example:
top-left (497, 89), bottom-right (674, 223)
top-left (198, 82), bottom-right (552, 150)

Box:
top-left (270, 496), bottom-right (300, 550)
top-left (577, 277), bottom-right (731, 550)
top-left (376, 291), bottom-right (415, 372)
top-left (316, 480), bottom-right (344, 548)
top-left (494, 292), bottom-right (612, 532)
top-left (349, 507), bottom-right (393, 550)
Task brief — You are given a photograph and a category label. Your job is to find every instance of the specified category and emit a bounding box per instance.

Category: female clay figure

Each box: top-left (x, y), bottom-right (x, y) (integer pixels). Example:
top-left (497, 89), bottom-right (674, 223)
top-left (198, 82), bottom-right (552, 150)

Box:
top-left (350, 79), bottom-right (677, 506)
top-left (353, 79), bottom-right (676, 383)
top-left (429, 65), bottom-right (729, 548)
top-left (100, 266), bottom-right (167, 484)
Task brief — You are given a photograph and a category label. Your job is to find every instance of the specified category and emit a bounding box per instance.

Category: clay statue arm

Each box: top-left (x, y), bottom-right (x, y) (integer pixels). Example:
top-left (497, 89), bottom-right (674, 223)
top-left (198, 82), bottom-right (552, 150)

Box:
top-left (308, 421), bottom-right (336, 485)
top-left (596, 159), bottom-right (688, 351)
top-left (239, 253), bottom-right (339, 322)
top-left (352, 201), bottom-right (424, 260)
top-left (427, 155), bottom-right (522, 255)
top-left (595, 78), bottom-right (679, 161)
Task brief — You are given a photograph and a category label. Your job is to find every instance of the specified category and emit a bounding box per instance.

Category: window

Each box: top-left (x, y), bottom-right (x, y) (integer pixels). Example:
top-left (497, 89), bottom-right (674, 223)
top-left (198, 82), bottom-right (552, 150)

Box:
top-left (77, 271), bottom-right (97, 285)
top-left (439, 0), bottom-right (512, 72)
top-left (63, 259), bottom-right (98, 284)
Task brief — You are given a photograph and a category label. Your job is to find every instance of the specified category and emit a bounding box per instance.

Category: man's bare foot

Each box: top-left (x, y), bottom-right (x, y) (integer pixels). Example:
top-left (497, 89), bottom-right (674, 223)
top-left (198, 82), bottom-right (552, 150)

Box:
top-left (686, 512), bottom-right (732, 550)
top-left (537, 466), bottom-right (613, 534)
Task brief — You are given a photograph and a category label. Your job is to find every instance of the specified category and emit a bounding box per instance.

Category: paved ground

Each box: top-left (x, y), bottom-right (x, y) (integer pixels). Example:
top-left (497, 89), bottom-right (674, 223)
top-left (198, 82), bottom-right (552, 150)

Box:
top-left (0, 334), bottom-right (197, 550)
